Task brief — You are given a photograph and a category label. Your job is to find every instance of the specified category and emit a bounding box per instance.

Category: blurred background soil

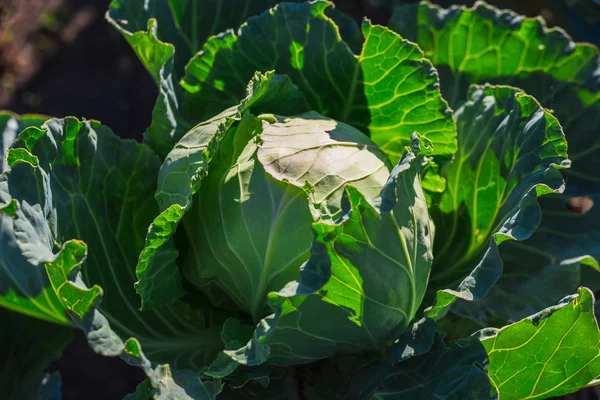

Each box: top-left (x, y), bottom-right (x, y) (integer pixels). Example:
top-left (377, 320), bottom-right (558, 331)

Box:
top-left (0, 0), bottom-right (598, 399)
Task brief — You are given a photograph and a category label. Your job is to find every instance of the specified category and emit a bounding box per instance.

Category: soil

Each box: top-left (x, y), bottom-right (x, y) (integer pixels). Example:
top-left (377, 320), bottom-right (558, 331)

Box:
top-left (0, 0), bottom-right (598, 399)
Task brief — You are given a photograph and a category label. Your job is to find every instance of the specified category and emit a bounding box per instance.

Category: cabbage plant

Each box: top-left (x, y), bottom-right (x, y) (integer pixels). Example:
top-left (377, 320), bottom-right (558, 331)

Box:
top-left (1, 1), bottom-right (599, 399)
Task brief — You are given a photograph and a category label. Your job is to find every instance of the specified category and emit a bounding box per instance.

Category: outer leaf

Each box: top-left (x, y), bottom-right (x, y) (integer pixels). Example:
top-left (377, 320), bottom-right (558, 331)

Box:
top-left (39, 372), bottom-right (62, 400)
top-left (299, 318), bottom-right (437, 400)
top-left (5, 117), bottom-right (226, 397)
top-left (219, 369), bottom-right (301, 400)
top-left (0, 308), bottom-right (71, 400)
top-left (454, 191), bottom-right (600, 325)
top-left (482, 287), bottom-right (600, 399)
top-left (389, 1), bottom-right (598, 106)
top-left (390, 1), bottom-right (600, 327)
top-left (107, 0), bottom-right (301, 79)
top-left (182, 1), bottom-right (456, 161)
top-left (389, 0), bottom-right (600, 203)
top-left (228, 138), bottom-right (434, 365)
top-left (122, 338), bottom-right (223, 400)
top-left (124, 379), bottom-right (154, 400)
top-left (106, 0), bottom-right (325, 157)
top-left (425, 85), bottom-right (568, 317)
top-left (0, 111), bottom-right (70, 326)
top-left (1, 112), bottom-right (48, 171)
top-left (371, 335), bottom-right (496, 400)
top-left (138, 71), bottom-right (309, 310)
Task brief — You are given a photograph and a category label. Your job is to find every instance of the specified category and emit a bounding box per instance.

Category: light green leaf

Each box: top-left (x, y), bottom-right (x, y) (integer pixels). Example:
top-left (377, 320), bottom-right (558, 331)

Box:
top-left (6, 117), bottom-right (226, 397)
top-left (0, 308), bottom-right (71, 400)
top-left (182, 1), bottom-right (456, 162)
top-left (0, 111), bottom-right (70, 326)
top-left (389, 0), bottom-right (600, 201)
top-left (228, 139), bottom-right (433, 365)
top-left (482, 287), bottom-right (600, 399)
top-left (258, 112), bottom-right (392, 221)
top-left (424, 85), bottom-right (568, 317)
top-left (138, 71), bottom-right (309, 310)
top-left (389, 1), bottom-right (598, 106)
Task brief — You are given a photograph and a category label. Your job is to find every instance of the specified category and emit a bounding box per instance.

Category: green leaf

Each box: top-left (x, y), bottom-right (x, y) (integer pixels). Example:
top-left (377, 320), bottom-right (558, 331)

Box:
top-left (182, 1), bottom-right (456, 162)
top-left (5, 117), bottom-right (226, 397)
top-left (107, 0), bottom-right (302, 80)
top-left (205, 318), bottom-right (256, 380)
top-left (138, 71), bottom-right (309, 311)
top-left (228, 139), bottom-right (434, 365)
top-left (219, 369), bottom-right (300, 400)
top-left (182, 110), bottom-right (393, 324)
top-left (389, 0), bottom-right (600, 204)
top-left (106, 0), bottom-right (306, 158)
top-left (40, 372), bottom-right (63, 400)
top-left (298, 318), bottom-right (437, 399)
top-left (389, 1), bottom-right (598, 107)
top-left (124, 379), bottom-right (153, 400)
top-left (387, 317), bottom-right (437, 363)
top-left (482, 287), bottom-right (600, 399)
top-left (122, 338), bottom-right (223, 400)
top-left (424, 85), bottom-right (568, 317)
top-left (389, 1), bottom-right (600, 327)
top-left (0, 112), bottom-right (70, 326)
top-left (257, 112), bottom-right (392, 221)
top-left (1, 111), bottom-right (48, 171)
top-left (453, 192), bottom-right (600, 326)
top-left (0, 308), bottom-right (71, 400)
top-left (371, 335), bottom-right (496, 400)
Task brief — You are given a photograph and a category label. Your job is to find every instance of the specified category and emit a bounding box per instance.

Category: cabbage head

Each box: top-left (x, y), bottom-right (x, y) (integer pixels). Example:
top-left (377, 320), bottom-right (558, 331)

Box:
top-left (146, 73), bottom-right (436, 366)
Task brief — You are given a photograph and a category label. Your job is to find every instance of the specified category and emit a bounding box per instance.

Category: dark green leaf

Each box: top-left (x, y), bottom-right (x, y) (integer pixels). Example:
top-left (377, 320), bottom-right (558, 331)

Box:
top-left (0, 111), bottom-right (70, 326)
top-left (181, 1), bottom-right (456, 162)
top-left (6, 117), bottom-right (225, 397)
top-left (371, 335), bottom-right (496, 400)
top-left (299, 318), bottom-right (437, 400)
top-left (107, 0), bottom-right (302, 79)
top-left (390, 1), bottom-right (600, 327)
top-left (390, 2), bottom-right (600, 266)
top-left (424, 85), bottom-right (568, 317)
top-left (106, 0), bottom-right (306, 158)
top-left (123, 378), bottom-right (153, 400)
top-left (219, 368), bottom-right (300, 400)
top-left (453, 192), bottom-right (600, 326)
top-left (0, 308), bottom-right (71, 400)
